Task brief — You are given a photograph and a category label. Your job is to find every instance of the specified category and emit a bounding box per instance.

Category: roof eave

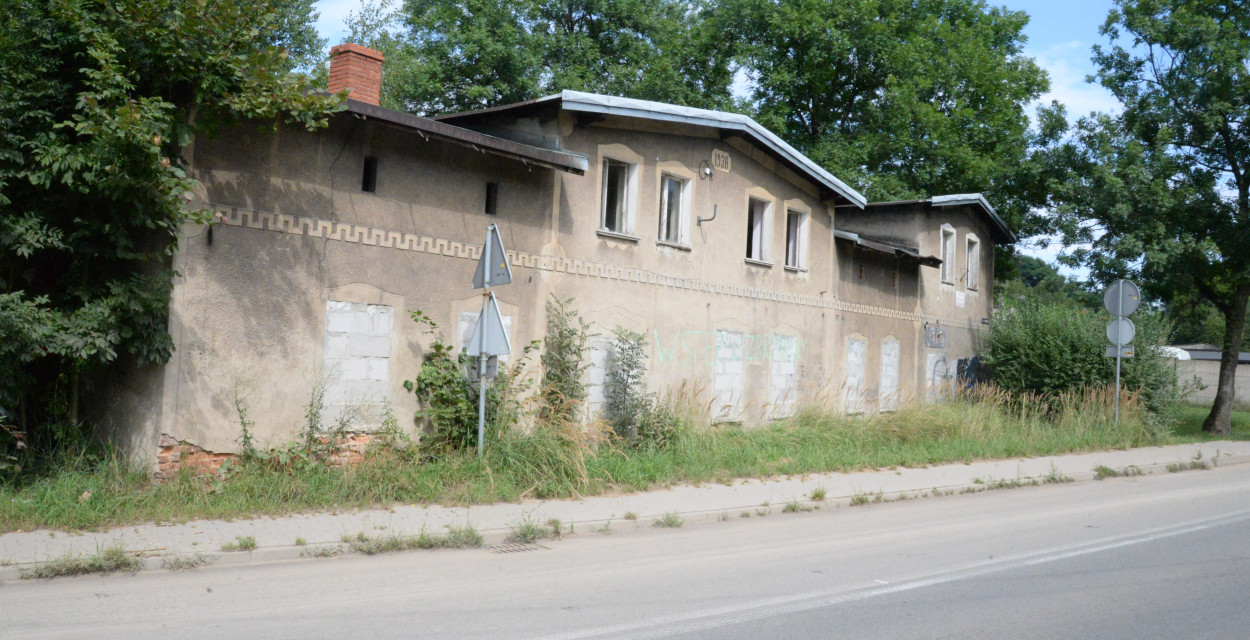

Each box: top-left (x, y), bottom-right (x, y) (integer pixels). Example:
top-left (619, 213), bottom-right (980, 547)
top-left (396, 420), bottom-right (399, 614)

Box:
top-left (345, 99), bottom-right (588, 175)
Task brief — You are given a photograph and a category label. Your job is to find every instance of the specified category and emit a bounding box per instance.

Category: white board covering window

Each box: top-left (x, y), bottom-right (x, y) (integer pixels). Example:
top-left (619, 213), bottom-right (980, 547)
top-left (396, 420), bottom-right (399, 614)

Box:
top-left (845, 336), bottom-right (867, 415)
top-left (658, 174), bottom-right (688, 244)
top-left (746, 197), bottom-right (771, 262)
top-left (323, 300), bottom-right (393, 428)
top-left (770, 334), bottom-right (799, 418)
top-left (713, 330), bottom-right (744, 421)
top-left (880, 338), bottom-right (900, 412)
top-left (940, 224), bottom-right (956, 283)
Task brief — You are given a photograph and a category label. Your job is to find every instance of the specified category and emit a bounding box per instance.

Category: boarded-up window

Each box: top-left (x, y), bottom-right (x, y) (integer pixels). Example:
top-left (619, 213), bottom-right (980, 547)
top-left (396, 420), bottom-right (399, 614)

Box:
top-left (584, 336), bottom-right (612, 421)
top-left (845, 336), bottom-right (867, 414)
top-left (323, 300), bottom-right (393, 428)
top-left (880, 338), bottom-right (900, 412)
top-left (713, 330), bottom-right (744, 421)
top-left (770, 334), bottom-right (799, 418)
top-left (926, 353), bottom-right (950, 401)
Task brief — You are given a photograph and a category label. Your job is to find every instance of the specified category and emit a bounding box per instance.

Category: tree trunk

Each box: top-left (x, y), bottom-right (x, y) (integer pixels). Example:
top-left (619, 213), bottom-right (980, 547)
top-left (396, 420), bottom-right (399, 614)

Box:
top-left (1203, 285), bottom-right (1249, 435)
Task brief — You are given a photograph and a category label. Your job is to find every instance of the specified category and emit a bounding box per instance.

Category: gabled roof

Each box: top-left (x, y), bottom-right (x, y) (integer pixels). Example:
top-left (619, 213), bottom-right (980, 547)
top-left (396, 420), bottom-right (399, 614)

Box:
top-left (847, 194), bottom-right (1016, 243)
top-left (343, 99), bottom-right (589, 175)
top-left (929, 194), bottom-right (1015, 243)
top-left (438, 90), bottom-right (867, 208)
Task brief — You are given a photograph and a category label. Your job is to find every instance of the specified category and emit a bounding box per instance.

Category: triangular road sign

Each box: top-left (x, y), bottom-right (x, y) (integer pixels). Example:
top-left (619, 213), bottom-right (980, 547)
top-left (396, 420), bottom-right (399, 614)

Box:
top-left (467, 292), bottom-right (511, 356)
top-left (472, 224), bottom-right (513, 289)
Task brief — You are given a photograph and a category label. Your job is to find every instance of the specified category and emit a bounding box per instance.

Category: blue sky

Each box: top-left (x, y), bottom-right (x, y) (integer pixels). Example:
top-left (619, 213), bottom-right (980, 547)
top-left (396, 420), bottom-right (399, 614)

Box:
top-left (311, 0), bottom-right (1123, 275)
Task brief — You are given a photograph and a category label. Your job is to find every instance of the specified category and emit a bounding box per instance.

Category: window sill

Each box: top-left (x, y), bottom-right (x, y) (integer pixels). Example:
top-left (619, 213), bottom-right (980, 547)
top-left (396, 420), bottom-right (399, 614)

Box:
top-left (744, 258), bottom-right (774, 268)
top-left (655, 240), bottom-right (692, 252)
top-left (784, 265), bottom-right (807, 273)
top-left (597, 229), bottom-right (640, 243)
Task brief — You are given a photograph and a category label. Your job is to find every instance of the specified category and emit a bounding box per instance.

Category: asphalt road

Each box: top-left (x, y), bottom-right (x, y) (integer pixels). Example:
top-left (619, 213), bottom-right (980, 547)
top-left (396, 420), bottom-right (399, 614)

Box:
top-left (5, 464), bottom-right (1250, 640)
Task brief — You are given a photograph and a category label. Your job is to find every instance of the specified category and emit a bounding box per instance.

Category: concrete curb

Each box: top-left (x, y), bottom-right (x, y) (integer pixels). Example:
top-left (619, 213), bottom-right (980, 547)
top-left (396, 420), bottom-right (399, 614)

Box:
top-left (3, 443), bottom-right (1247, 582)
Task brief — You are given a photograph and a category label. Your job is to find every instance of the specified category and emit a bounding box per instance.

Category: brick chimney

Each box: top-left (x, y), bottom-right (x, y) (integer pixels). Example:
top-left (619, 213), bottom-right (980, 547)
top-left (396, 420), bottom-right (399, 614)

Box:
top-left (328, 43), bottom-right (385, 105)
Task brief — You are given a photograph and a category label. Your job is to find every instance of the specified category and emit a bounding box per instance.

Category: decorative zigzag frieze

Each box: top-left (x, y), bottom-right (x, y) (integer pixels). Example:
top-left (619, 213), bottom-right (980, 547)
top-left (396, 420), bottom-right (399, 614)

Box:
top-left (208, 204), bottom-right (925, 323)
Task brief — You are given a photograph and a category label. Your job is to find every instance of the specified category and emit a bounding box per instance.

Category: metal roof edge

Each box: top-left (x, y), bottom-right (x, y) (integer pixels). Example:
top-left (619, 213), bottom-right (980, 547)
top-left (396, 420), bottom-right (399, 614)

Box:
top-left (930, 193), bottom-right (1016, 242)
top-left (556, 91), bottom-right (866, 208)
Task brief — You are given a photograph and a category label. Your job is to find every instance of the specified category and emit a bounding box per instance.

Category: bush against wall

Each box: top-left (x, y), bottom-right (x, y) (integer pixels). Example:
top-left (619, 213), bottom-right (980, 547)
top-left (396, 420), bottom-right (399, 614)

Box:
top-left (403, 310), bottom-right (533, 452)
top-left (604, 328), bottom-right (650, 440)
top-left (540, 296), bottom-right (592, 422)
top-left (983, 294), bottom-right (1177, 414)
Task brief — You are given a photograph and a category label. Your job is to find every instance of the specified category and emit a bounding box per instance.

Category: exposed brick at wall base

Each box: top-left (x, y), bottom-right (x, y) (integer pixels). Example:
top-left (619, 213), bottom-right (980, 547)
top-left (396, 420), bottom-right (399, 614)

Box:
top-left (156, 432), bottom-right (378, 479)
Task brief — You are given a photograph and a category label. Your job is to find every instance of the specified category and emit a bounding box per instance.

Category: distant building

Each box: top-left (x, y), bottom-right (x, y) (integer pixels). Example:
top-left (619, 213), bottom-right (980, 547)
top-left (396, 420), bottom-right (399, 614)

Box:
top-left (1169, 344), bottom-right (1250, 405)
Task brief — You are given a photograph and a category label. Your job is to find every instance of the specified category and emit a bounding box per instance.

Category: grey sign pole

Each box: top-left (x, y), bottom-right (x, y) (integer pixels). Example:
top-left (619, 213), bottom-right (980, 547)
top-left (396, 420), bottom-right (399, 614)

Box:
top-left (1103, 279), bottom-right (1140, 425)
top-left (477, 235), bottom-right (490, 459)
top-left (469, 224), bottom-right (513, 458)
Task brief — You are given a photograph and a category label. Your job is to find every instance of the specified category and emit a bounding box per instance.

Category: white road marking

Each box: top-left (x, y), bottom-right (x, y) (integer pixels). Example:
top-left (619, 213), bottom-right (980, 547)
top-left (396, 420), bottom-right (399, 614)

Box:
top-left (531, 509), bottom-right (1250, 640)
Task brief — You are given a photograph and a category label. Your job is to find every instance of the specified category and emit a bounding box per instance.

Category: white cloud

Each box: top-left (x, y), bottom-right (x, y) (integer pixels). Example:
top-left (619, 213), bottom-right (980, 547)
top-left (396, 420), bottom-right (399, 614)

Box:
top-left (314, 0), bottom-right (359, 51)
top-left (1029, 41), bottom-right (1121, 121)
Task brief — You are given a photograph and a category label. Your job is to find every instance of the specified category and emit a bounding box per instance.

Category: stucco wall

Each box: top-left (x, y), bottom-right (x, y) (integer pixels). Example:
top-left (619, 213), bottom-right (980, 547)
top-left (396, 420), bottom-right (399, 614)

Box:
top-left (99, 108), bottom-right (1006, 462)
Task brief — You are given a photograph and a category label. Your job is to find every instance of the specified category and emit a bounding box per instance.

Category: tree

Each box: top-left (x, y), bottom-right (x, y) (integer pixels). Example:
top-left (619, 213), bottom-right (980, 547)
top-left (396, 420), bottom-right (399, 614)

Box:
top-left (1042, 0), bottom-right (1250, 434)
top-left (722, 0), bottom-right (1048, 234)
top-left (267, 0), bottom-right (329, 72)
top-left (0, 0), bottom-right (340, 449)
top-left (390, 0), bottom-right (735, 115)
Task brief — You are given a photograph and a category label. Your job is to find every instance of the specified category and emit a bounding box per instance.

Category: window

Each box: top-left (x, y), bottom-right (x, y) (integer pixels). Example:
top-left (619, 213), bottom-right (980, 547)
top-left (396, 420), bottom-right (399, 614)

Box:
top-left (880, 338), bottom-right (900, 412)
top-left (940, 225), bottom-right (956, 283)
top-left (658, 174), bottom-right (686, 244)
top-left (713, 330), bottom-right (744, 421)
top-left (361, 157), bottom-right (378, 193)
top-left (323, 300), bottom-right (392, 427)
top-left (746, 197), bottom-right (771, 262)
top-left (784, 210), bottom-right (807, 269)
top-left (965, 234), bottom-right (980, 289)
top-left (484, 182), bottom-right (498, 215)
top-left (601, 159), bottom-right (631, 233)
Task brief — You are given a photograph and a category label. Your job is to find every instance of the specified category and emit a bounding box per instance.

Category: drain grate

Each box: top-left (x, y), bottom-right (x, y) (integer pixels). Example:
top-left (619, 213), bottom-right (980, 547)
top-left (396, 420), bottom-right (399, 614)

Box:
top-left (487, 542), bottom-right (547, 554)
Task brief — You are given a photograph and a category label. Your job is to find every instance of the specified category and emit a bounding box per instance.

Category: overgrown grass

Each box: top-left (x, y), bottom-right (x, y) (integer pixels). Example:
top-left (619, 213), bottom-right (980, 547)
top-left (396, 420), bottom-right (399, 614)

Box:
top-left (20, 544), bottom-right (142, 579)
top-left (220, 535), bottom-right (256, 551)
top-left (1171, 404), bottom-right (1250, 441)
top-left (0, 386), bottom-right (1182, 532)
top-left (344, 526), bottom-right (482, 554)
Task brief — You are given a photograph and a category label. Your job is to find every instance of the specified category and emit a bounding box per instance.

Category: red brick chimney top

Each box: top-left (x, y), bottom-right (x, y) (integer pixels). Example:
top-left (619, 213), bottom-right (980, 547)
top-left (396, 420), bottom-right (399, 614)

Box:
top-left (328, 43), bottom-right (385, 106)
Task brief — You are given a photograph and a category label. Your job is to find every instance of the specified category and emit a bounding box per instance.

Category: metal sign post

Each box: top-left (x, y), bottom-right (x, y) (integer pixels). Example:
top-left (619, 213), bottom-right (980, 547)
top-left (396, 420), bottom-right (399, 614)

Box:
top-left (1103, 279), bottom-right (1140, 425)
top-left (468, 225), bottom-right (513, 457)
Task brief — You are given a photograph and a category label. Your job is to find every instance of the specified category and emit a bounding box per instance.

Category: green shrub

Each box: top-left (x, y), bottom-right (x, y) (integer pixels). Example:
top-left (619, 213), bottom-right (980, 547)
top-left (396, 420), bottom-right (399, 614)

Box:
top-left (540, 296), bottom-right (592, 423)
top-left (403, 310), bottom-right (535, 452)
top-left (604, 327), bottom-right (650, 439)
top-left (983, 295), bottom-right (1177, 414)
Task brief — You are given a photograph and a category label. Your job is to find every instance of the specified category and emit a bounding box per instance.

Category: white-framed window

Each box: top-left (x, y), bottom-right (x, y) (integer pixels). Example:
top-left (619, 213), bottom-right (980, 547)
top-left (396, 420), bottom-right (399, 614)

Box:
top-left (657, 173), bottom-right (689, 244)
top-left (600, 158), bottom-right (630, 233)
top-left (940, 224), bottom-right (956, 283)
top-left (965, 233), bottom-right (980, 290)
top-left (746, 197), bottom-right (772, 262)
top-left (784, 209), bottom-right (808, 269)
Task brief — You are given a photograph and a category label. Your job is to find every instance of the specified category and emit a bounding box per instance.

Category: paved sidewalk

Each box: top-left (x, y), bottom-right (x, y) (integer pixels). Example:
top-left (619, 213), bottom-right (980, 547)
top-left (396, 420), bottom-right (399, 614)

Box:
top-left (3, 441), bottom-right (1248, 580)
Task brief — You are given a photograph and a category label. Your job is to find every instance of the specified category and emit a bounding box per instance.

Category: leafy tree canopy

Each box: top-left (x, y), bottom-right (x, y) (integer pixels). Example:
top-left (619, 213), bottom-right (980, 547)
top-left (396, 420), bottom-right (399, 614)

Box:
top-left (366, 0), bottom-right (735, 115)
top-left (723, 0), bottom-right (1049, 234)
top-left (1037, 0), bottom-right (1250, 433)
top-left (0, 0), bottom-right (340, 442)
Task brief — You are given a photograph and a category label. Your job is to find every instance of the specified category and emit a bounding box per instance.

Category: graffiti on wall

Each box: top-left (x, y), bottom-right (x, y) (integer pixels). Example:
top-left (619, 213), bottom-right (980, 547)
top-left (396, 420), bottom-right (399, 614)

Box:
top-left (654, 329), bottom-right (809, 369)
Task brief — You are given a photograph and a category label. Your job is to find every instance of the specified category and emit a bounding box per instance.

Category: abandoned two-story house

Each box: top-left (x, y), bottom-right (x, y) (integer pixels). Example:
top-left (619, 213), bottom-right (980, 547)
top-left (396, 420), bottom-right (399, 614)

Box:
top-left (95, 44), bottom-right (1014, 468)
